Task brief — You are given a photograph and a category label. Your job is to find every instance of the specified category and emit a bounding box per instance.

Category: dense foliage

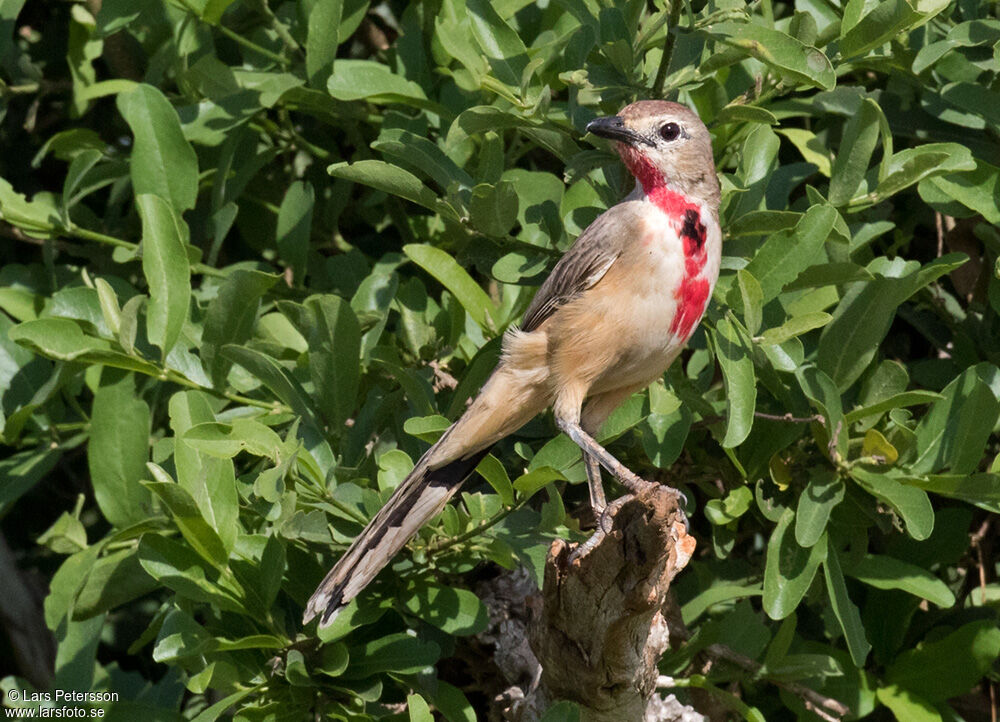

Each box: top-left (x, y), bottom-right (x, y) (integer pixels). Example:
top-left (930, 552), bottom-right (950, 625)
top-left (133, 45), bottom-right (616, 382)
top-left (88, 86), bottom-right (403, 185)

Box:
top-left (1, 0), bottom-right (999, 719)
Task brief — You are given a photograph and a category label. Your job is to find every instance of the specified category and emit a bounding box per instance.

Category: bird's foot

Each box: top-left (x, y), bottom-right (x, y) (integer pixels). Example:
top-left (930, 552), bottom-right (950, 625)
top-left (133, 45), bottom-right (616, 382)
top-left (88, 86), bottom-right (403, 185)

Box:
top-left (570, 482), bottom-right (689, 565)
top-left (569, 493), bottom-right (633, 564)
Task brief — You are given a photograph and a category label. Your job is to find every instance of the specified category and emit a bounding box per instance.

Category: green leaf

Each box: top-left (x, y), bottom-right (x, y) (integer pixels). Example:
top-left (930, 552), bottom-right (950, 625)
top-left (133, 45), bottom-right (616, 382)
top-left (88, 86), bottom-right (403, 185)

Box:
top-left (841, 0), bottom-right (948, 58)
top-left (844, 390), bottom-right (943, 424)
top-left (0, 178), bottom-right (59, 237)
top-left (848, 554), bottom-right (954, 607)
top-left (681, 582), bottom-right (763, 624)
top-left (221, 345), bottom-right (319, 422)
top-left (886, 620), bottom-right (1000, 702)
top-left (763, 511), bottom-right (826, 619)
top-left (377, 449), bottom-right (413, 493)
top-left (153, 608), bottom-right (215, 666)
top-left (404, 243), bottom-right (498, 331)
top-left (88, 369), bottom-right (152, 528)
top-left (816, 256), bottom-right (947, 391)
top-left (0, 447), bottom-right (61, 518)
top-left (713, 317), bottom-right (756, 448)
top-left (74, 549), bottom-right (157, 619)
top-left (903, 472), bottom-right (1000, 513)
top-left (476, 454), bottom-right (514, 506)
top-left (8, 318), bottom-right (166, 380)
top-left (342, 633), bottom-right (440, 678)
top-left (466, 0), bottom-right (529, 88)
top-left (202, 270), bottom-right (278, 387)
top-left (306, 0), bottom-right (343, 87)
top-left (911, 364), bottom-right (1000, 475)
top-left (168, 391), bottom-right (239, 553)
top-left (513, 467), bottom-right (566, 500)
top-left (849, 468), bottom-right (934, 540)
top-left (403, 414), bottom-right (451, 443)
top-left (407, 694), bottom-right (434, 722)
top-left (864, 143), bottom-right (976, 207)
top-left (182, 419), bottom-right (283, 461)
top-left (306, 294), bottom-right (361, 428)
top-left (144, 470), bottom-right (229, 569)
top-left (778, 128), bottom-right (831, 176)
top-left (715, 104), bottom-right (778, 126)
top-left (400, 584), bottom-right (489, 635)
top-left (918, 160), bottom-right (1000, 225)
top-left (189, 690), bottom-right (257, 722)
top-left (61, 148), bottom-right (104, 220)
top-left (116, 84), bottom-right (199, 212)
top-left (36, 510), bottom-right (87, 555)
top-left (794, 469), bottom-right (844, 547)
top-left (276, 180), bottom-right (314, 285)
top-left (707, 22), bottom-right (835, 89)
top-left (137, 533), bottom-right (244, 613)
top-left (469, 181), bottom-right (519, 237)
top-left (137, 194), bottom-right (191, 359)
top-left (758, 312), bottom-right (832, 345)
top-left (704, 485), bottom-right (753, 525)
top-left (326, 59), bottom-right (429, 104)
top-left (736, 269), bottom-right (762, 336)
top-left (373, 128), bottom-right (474, 191)
top-left (823, 546), bottom-right (871, 667)
top-left (328, 159), bottom-right (442, 213)
top-left (829, 98), bottom-right (881, 206)
top-left (875, 685), bottom-right (942, 722)
top-left (93, 277), bottom-right (121, 336)
top-left (739, 204), bottom-right (838, 304)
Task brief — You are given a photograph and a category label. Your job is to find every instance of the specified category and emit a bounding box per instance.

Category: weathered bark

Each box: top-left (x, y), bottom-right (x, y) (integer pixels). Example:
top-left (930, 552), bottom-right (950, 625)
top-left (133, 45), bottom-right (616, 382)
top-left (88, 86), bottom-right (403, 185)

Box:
top-left (529, 485), bottom-right (696, 721)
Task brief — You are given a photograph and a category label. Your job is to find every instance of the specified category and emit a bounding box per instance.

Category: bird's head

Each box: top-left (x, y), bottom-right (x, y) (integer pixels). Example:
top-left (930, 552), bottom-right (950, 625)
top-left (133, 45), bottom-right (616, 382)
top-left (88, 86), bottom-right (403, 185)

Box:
top-left (586, 100), bottom-right (719, 211)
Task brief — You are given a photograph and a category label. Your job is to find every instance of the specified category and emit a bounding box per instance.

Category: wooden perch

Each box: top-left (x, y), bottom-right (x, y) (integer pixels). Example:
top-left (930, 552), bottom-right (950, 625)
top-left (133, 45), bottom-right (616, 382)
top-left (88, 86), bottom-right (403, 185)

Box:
top-left (530, 485), bottom-right (696, 721)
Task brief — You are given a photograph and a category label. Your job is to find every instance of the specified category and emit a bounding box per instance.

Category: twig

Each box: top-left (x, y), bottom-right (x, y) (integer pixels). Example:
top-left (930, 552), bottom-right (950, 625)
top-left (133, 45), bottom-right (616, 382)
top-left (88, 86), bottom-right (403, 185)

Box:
top-left (252, 0), bottom-right (302, 57)
top-left (693, 411), bottom-right (824, 429)
top-left (668, 628), bottom-right (851, 721)
top-left (753, 411), bottom-right (825, 424)
top-left (827, 419), bottom-right (843, 464)
top-left (425, 499), bottom-right (529, 555)
top-left (651, 1), bottom-right (683, 98)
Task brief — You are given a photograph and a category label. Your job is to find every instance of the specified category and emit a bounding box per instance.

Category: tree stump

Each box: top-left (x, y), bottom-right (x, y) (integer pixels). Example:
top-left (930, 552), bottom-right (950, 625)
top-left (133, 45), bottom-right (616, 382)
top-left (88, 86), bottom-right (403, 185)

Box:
top-left (530, 485), bottom-right (696, 721)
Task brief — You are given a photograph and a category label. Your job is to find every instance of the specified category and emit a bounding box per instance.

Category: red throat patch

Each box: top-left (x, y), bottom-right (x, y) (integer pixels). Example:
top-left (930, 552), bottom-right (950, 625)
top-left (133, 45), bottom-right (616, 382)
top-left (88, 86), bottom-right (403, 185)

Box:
top-left (618, 145), bottom-right (710, 339)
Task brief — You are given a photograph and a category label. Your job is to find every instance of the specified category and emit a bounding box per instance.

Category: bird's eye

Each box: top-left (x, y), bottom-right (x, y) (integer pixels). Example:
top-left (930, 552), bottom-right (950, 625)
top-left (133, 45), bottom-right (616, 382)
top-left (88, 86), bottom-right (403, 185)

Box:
top-left (659, 122), bottom-right (681, 141)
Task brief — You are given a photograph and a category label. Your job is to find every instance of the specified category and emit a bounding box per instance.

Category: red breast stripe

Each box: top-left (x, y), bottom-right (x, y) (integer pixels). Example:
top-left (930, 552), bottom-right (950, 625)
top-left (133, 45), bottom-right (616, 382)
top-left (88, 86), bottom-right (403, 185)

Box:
top-left (620, 147), bottom-right (710, 339)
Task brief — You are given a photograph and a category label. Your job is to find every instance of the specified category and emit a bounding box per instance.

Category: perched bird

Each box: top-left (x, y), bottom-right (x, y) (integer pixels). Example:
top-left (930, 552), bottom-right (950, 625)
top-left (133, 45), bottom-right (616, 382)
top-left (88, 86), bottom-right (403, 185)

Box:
top-left (304, 100), bottom-right (721, 628)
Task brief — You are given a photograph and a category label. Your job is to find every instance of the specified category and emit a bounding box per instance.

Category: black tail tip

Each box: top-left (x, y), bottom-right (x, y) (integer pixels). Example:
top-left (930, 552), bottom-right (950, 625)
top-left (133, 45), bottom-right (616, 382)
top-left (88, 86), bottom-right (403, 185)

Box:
top-left (303, 587), bottom-right (345, 628)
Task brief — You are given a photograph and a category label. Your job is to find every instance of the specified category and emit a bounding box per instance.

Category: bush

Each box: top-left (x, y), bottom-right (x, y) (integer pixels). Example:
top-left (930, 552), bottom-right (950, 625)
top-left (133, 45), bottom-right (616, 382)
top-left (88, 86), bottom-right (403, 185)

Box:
top-left (1, 0), bottom-right (998, 719)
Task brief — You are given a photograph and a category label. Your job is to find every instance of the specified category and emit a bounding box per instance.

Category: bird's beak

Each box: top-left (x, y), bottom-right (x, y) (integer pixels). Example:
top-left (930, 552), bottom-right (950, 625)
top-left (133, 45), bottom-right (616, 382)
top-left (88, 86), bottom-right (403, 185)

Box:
top-left (586, 116), bottom-right (654, 147)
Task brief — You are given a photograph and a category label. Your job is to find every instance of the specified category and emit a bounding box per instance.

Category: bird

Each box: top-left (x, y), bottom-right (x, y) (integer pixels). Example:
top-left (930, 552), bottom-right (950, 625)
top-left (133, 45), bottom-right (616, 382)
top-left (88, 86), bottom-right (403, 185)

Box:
top-left (304, 100), bottom-right (721, 628)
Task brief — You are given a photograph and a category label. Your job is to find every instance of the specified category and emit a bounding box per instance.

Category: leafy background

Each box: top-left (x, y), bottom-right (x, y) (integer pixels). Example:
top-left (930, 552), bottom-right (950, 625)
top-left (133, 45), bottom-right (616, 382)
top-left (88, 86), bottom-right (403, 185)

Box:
top-left (0, 0), bottom-right (999, 719)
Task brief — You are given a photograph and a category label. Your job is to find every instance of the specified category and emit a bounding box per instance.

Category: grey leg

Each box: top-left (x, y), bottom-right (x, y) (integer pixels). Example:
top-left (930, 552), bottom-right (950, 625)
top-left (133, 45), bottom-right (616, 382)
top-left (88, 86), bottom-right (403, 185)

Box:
top-left (556, 416), bottom-right (655, 495)
top-left (584, 454), bottom-right (607, 515)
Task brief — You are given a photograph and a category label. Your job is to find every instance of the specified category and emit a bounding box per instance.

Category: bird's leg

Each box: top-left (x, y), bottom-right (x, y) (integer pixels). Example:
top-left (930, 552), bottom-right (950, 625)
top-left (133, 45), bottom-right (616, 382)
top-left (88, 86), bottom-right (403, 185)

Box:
top-left (556, 416), bottom-right (657, 496)
top-left (578, 387), bottom-right (641, 517)
top-left (568, 493), bottom-right (634, 564)
top-left (584, 453), bottom-right (607, 515)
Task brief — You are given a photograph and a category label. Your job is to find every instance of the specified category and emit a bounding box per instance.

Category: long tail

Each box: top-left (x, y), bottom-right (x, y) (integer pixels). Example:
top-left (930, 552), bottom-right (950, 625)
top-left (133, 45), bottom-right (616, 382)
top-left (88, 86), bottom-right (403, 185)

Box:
top-left (303, 357), bottom-right (548, 628)
top-left (302, 440), bottom-right (490, 627)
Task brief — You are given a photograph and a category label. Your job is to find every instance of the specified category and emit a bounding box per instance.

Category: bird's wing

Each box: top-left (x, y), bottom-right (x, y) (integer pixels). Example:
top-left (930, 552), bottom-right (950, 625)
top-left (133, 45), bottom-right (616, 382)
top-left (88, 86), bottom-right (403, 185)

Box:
top-left (520, 204), bottom-right (637, 333)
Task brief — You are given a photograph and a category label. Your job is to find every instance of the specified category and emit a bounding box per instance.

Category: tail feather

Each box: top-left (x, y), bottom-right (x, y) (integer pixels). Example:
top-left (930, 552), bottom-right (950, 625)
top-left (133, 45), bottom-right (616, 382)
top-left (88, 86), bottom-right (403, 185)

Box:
top-left (303, 444), bottom-right (490, 627)
top-left (304, 362), bottom-right (549, 628)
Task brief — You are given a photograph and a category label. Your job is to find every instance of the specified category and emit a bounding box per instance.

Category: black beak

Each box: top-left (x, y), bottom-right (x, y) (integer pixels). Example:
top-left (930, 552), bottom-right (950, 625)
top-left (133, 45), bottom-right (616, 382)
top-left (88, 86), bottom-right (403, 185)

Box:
top-left (585, 115), bottom-right (654, 146)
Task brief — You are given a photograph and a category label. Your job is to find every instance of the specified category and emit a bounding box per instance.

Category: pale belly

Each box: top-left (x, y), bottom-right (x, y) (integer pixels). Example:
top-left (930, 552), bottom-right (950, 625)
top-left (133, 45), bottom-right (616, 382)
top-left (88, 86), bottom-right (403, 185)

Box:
top-left (578, 215), bottom-right (718, 396)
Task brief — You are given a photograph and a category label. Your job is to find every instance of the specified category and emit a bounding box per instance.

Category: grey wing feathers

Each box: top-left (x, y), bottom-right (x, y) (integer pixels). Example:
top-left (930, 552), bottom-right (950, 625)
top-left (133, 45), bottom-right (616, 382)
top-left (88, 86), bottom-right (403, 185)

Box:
top-left (520, 209), bottom-right (624, 333)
